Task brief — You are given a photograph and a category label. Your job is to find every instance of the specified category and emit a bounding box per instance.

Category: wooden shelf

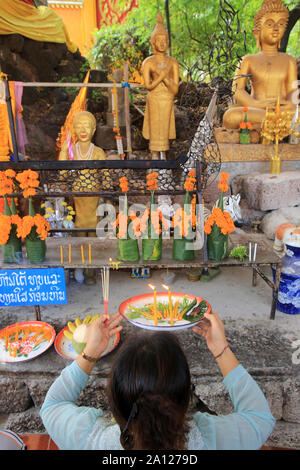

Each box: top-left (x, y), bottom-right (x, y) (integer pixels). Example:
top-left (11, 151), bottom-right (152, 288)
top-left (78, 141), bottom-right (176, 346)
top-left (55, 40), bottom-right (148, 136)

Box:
top-left (0, 233), bottom-right (281, 270)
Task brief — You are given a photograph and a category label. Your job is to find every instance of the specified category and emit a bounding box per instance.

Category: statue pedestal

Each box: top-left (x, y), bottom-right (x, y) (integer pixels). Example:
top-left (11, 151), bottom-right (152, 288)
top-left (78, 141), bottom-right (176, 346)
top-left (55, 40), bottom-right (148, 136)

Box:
top-left (214, 127), bottom-right (260, 144)
top-left (206, 142), bottom-right (300, 163)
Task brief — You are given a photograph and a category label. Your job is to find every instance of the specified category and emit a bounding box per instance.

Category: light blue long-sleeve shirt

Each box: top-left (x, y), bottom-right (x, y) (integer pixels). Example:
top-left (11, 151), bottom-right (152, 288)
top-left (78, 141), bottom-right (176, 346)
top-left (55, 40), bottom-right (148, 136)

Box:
top-left (40, 361), bottom-right (275, 450)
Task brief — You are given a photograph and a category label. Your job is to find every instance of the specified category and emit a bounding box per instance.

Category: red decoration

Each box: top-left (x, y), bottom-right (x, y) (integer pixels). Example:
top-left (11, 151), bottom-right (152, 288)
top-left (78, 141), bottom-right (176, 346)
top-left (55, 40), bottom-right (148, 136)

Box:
top-left (96, 0), bottom-right (139, 28)
top-left (19, 0), bottom-right (36, 6)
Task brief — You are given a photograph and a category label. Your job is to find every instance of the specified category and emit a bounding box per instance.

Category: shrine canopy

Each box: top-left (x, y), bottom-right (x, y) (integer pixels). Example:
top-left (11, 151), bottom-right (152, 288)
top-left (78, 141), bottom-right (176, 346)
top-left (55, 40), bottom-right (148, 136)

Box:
top-left (0, 0), bottom-right (77, 53)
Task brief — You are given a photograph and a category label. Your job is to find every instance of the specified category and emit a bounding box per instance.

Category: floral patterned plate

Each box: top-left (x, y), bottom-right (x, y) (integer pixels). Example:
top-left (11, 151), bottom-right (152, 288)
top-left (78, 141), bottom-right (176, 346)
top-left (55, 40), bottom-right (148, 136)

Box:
top-left (119, 292), bottom-right (211, 331)
top-left (0, 321), bottom-right (56, 363)
top-left (54, 327), bottom-right (120, 361)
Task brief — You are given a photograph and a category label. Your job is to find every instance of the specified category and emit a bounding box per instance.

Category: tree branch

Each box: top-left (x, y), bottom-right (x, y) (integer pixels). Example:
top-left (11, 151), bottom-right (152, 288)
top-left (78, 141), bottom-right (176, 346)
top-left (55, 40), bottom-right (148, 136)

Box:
top-left (279, 2), bottom-right (300, 52)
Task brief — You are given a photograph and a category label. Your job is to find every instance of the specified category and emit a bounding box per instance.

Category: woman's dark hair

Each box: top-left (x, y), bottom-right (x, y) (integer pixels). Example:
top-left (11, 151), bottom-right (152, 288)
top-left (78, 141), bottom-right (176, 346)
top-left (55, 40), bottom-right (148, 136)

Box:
top-left (108, 331), bottom-right (191, 450)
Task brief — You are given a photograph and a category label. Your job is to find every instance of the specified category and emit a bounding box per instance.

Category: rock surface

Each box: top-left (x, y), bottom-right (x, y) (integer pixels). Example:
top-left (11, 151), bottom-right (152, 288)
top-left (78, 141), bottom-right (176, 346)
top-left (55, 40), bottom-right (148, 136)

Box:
top-left (231, 172), bottom-right (300, 211)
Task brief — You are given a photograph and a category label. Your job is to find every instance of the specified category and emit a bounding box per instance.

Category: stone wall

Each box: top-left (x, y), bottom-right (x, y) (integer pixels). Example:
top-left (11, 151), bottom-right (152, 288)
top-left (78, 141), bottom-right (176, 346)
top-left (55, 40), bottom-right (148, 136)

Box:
top-left (1, 320), bottom-right (299, 449)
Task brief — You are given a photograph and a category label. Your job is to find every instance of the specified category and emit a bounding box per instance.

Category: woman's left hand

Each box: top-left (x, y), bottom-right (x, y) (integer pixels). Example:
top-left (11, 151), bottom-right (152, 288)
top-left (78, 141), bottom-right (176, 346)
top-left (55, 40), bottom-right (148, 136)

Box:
top-left (84, 313), bottom-right (123, 359)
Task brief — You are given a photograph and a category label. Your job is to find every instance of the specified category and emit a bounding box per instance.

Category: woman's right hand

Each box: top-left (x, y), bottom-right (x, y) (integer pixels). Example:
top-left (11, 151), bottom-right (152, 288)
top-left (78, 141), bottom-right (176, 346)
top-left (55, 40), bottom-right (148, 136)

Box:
top-left (193, 310), bottom-right (228, 358)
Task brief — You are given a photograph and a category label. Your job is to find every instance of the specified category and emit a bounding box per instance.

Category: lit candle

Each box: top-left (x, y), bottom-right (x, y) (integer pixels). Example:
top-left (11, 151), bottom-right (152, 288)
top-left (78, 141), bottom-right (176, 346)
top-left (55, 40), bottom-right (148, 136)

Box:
top-left (60, 245), bottom-right (63, 264)
top-left (149, 284), bottom-right (158, 326)
top-left (69, 244), bottom-right (71, 264)
top-left (162, 284), bottom-right (173, 326)
top-left (81, 245), bottom-right (85, 264)
top-left (89, 244), bottom-right (91, 264)
top-left (109, 258), bottom-right (121, 270)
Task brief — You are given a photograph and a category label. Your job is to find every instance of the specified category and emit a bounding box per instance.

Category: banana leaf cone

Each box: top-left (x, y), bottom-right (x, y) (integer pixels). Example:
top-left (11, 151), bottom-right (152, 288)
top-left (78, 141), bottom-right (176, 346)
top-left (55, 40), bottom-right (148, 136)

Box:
top-left (117, 238), bottom-right (140, 261)
top-left (25, 197), bottom-right (46, 263)
top-left (207, 223), bottom-right (229, 261)
top-left (117, 194), bottom-right (140, 262)
top-left (1, 196), bottom-right (22, 263)
top-left (3, 195), bottom-right (12, 216)
top-left (142, 191), bottom-right (162, 261)
top-left (206, 191), bottom-right (229, 261)
top-left (25, 238), bottom-right (46, 264)
top-left (142, 238), bottom-right (162, 261)
top-left (172, 191), bottom-right (195, 261)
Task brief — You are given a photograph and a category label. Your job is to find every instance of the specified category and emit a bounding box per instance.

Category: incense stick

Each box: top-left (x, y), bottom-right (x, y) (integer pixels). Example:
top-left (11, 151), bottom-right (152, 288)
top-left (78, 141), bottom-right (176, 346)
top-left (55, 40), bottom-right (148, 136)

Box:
top-left (101, 267), bottom-right (110, 325)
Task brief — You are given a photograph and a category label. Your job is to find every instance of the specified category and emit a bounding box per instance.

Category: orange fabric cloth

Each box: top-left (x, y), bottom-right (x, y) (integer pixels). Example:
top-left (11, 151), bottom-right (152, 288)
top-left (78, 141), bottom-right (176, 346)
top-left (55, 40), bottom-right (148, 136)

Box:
top-left (0, 79), bottom-right (15, 160)
top-left (56, 70), bottom-right (90, 155)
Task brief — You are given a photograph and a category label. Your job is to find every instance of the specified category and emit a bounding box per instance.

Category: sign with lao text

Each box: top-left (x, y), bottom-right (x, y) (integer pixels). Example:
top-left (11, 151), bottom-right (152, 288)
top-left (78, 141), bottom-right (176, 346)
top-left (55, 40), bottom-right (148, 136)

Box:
top-left (0, 268), bottom-right (67, 307)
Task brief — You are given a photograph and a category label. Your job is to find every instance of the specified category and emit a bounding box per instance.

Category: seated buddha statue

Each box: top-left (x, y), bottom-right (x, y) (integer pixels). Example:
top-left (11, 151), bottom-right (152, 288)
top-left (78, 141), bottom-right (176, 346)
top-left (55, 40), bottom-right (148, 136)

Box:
top-left (222, 0), bottom-right (298, 130)
top-left (142, 13), bottom-right (179, 159)
top-left (59, 110), bottom-right (106, 284)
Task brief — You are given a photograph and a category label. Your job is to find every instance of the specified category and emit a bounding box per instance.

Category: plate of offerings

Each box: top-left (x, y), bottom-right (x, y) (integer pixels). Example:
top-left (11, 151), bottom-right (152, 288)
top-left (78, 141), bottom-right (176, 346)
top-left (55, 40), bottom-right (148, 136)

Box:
top-left (0, 321), bottom-right (56, 363)
top-left (119, 291), bottom-right (211, 331)
top-left (54, 314), bottom-right (120, 361)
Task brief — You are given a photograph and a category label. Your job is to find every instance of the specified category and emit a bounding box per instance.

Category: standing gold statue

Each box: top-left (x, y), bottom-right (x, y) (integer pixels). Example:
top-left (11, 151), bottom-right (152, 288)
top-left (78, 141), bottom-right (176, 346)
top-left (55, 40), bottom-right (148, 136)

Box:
top-left (59, 111), bottom-right (106, 284)
top-left (142, 13), bottom-right (179, 159)
top-left (223, 0), bottom-right (298, 130)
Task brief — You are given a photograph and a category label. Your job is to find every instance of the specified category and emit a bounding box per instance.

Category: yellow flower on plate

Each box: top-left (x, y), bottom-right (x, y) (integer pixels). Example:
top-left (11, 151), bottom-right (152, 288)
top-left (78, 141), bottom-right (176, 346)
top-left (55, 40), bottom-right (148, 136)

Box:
top-left (70, 211), bottom-right (75, 215)
top-left (67, 206), bottom-right (73, 211)
top-left (62, 202), bottom-right (67, 207)
top-left (46, 207), bottom-right (54, 213)
top-left (66, 215), bottom-right (73, 221)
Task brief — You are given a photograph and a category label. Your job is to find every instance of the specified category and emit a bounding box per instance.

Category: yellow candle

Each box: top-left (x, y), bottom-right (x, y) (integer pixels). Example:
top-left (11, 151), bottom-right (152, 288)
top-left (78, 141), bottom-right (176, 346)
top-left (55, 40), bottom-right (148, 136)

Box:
top-left (89, 244), bottom-right (91, 264)
top-left (69, 244), bottom-right (71, 264)
top-left (81, 245), bottom-right (85, 264)
top-left (163, 284), bottom-right (173, 326)
top-left (149, 284), bottom-right (158, 326)
top-left (60, 245), bottom-right (63, 264)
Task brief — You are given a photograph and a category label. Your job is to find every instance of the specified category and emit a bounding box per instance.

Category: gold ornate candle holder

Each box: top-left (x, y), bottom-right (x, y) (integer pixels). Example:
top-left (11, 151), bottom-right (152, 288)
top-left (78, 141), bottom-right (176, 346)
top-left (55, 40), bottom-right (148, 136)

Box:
top-left (261, 104), bottom-right (294, 175)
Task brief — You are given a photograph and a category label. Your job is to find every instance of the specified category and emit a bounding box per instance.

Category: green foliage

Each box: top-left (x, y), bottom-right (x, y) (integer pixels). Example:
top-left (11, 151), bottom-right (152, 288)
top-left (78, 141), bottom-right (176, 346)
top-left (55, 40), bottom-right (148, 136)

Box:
top-left (88, 22), bottom-right (150, 80)
top-left (89, 0), bottom-right (299, 81)
top-left (229, 245), bottom-right (248, 261)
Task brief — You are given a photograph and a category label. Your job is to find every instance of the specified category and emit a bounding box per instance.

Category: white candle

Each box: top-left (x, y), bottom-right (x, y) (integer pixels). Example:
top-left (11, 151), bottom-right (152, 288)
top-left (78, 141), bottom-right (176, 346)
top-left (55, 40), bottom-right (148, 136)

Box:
top-left (253, 243), bottom-right (257, 262)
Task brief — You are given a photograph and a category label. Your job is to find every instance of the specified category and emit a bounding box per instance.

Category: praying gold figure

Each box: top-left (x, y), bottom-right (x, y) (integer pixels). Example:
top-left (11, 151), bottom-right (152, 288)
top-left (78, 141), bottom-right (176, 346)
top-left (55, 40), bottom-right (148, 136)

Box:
top-left (142, 13), bottom-right (179, 159)
top-left (223, 0), bottom-right (298, 130)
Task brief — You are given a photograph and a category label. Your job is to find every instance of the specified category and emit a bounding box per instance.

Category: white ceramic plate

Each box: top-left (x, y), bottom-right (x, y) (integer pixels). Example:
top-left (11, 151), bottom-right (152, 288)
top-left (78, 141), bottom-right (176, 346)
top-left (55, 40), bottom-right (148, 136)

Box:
top-left (119, 292), bottom-right (211, 331)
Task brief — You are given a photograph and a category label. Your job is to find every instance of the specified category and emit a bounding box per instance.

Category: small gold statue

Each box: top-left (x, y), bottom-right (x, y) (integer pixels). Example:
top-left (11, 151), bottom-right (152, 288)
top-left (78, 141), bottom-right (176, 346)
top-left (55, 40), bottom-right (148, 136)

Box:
top-left (223, 0), bottom-right (298, 130)
top-left (59, 111), bottom-right (106, 237)
top-left (142, 12), bottom-right (179, 159)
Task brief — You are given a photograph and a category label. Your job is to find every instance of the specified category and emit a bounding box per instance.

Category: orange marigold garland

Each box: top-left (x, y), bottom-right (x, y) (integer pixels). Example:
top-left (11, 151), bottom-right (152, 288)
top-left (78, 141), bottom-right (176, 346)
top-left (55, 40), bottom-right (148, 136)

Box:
top-left (0, 170), bottom-right (15, 196)
top-left (119, 176), bottom-right (129, 193)
top-left (204, 207), bottom-right (235, 236)
top-left (18, 214), bottom-right (51, 241)
top-left (0, 214), bottom-right (12, 245)
top-left (146, 172), bottom-right (158, 191)
top-left (16, 169), bottom-right (39, 198)
top-left (218, 172), bottom-right (229, 193)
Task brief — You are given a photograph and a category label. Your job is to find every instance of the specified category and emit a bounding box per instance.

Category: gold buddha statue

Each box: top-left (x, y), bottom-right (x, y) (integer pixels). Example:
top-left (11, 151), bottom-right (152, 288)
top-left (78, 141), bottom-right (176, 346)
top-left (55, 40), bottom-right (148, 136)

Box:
top-left (59, 111), bottom-right (106, 235)
top-left (59, 111), bottom-right (106, 284)
top-left (222, 0), bottom-right (298, 130)
top-left (142, 13), bottom-right (179, 159)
